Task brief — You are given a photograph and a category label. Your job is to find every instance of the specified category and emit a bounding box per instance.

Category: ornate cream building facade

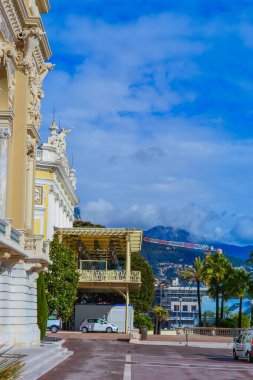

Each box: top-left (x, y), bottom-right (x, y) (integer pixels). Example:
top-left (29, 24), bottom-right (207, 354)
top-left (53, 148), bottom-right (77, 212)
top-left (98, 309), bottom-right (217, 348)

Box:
top-left (0, 0), bottom-right (52, 346)
top-left (34, 120), bottom-right (78, 240)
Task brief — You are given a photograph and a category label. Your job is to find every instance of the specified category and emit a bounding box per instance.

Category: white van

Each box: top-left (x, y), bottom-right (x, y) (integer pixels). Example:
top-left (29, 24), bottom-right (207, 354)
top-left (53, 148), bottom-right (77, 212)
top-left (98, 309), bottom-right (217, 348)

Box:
top-left (233, 329), bottom-right (253, 363)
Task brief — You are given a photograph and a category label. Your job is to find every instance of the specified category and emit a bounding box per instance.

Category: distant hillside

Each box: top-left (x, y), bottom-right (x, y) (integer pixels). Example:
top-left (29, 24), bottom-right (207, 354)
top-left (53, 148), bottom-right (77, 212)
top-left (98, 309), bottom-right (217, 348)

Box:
top-left (144, 226), bottom-right (253, 260)
top-left (141, 226), bottom-right (253, 278)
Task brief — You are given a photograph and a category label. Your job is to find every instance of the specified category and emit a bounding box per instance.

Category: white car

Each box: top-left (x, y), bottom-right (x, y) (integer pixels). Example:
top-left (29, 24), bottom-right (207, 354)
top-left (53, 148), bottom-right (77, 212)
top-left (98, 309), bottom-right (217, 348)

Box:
top-left (233, 329), bottom-right (253, 362)
top-left (47, 314), bottom-right (62, 333)
top-left (80, 318), bottom-right (118, 333)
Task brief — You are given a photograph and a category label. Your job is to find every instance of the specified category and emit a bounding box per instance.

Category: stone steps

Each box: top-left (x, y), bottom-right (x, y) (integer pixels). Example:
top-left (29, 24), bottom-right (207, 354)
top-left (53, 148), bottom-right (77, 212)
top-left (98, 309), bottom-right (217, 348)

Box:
top-left (12, 339), bottom-right (73, 380)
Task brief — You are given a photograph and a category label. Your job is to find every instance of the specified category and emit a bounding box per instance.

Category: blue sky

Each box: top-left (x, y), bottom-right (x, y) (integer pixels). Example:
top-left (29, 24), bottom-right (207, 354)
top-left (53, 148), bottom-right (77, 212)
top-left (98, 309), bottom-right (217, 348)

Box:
top-left (40, 0), bottom-right (253, 245)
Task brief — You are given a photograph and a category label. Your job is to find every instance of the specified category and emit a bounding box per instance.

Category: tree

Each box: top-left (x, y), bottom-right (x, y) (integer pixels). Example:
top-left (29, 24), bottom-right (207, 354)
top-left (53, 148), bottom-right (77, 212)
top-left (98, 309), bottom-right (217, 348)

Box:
top-left (229, 268), bottom-right (252, 328)
top-left (37, 272), bottom-right (48, 340)
top-left (153, 306), bottom-right (168, 334)
top-left (220, 314), bottom-right (250, 329)
top-left (45, 240), bottom-right (79, 322)
top-left (214, 260), bottom-right (233, 321)
top-left (180, 257), bottom-right (205, 326)
top-left (73, 220), bottom-right (105, 228)
top-left (130, 253), bottom-right (155, 313)
top-left (134, 314), bottom-right (154, 330)
top-left (205, 252), bottom-right (231, 327)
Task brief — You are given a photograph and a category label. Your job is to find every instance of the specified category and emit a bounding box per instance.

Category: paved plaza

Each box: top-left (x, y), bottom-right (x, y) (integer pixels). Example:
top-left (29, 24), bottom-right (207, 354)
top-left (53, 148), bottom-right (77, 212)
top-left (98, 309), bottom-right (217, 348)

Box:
top-left (39, 337), bottom-right (253, 380)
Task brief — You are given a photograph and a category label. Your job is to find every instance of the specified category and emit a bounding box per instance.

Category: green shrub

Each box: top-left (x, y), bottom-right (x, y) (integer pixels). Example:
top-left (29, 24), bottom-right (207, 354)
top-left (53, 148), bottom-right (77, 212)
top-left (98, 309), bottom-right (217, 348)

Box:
top-left (134, 313), bottom-right (154, 330)
top-left (0, 352), bottom-right (24, 380)
top-left (37, 272), bottom-right (48, 340)
top-left (219, 314), bottom-right (250, 329)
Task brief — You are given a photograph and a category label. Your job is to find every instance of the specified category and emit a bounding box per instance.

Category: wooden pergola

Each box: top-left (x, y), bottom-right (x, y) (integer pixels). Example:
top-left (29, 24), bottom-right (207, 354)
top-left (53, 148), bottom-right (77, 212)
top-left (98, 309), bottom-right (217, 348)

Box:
top-left (54, 227), bottom-right (143, 333)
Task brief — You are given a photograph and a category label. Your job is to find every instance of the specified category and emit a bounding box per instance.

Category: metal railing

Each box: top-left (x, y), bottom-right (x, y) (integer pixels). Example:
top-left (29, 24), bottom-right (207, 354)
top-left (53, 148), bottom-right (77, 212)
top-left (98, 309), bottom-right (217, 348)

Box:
top-left (79, 269), bottom-right (141, 283)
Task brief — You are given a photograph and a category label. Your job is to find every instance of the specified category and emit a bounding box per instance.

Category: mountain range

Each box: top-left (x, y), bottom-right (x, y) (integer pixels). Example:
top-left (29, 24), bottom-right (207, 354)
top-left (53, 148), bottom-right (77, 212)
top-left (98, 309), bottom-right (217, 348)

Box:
top-left (143, 226), bottom-right (253, 260)
top-left (141, 226), bottom-right (253, 277)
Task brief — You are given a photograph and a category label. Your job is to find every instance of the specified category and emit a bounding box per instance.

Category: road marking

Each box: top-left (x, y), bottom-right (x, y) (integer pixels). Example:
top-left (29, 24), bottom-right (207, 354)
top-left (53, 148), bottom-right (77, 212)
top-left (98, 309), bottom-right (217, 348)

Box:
top-left (123, 354), bottom-right (131, 380)
top-left (134, 362), bottom-right (253, 371)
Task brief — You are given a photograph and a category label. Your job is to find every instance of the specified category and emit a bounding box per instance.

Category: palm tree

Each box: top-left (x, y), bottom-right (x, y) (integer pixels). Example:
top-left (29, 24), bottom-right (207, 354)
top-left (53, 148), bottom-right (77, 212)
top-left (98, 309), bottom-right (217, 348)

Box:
top-left (153, 306), bottom-right (168, 334)
top-left (219, 262), bottom-right (234, 321)
top-left (205, 252), bottom-right (231, 327)
top-left (229, 268), bottom-right (252, 328)
top-left (180, 257), bottom-right (205, 327)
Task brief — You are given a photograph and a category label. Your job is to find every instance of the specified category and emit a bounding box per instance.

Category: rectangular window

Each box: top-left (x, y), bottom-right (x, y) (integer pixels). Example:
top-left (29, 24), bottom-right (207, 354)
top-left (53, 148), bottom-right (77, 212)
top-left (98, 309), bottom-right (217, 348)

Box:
top-left (191, 306), bottom-right (197, 312)
top-left (183, 305), bottom-right (188, 312)
top-left (174, 305), bottom-right (179, 311)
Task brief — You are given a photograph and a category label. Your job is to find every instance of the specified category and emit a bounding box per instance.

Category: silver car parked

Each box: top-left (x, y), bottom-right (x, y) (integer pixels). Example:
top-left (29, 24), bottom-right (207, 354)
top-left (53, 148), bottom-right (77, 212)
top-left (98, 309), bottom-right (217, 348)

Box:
top-left (233, 329), bottom-right (253, 363)
top-left (80, 318), bottom-right (118, 333)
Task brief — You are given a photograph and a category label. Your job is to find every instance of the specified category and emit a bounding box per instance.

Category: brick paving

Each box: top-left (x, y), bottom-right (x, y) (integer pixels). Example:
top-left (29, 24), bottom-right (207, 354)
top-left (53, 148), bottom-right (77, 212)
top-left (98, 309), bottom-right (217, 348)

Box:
top-left (39, 337), bottom-right (253, 380)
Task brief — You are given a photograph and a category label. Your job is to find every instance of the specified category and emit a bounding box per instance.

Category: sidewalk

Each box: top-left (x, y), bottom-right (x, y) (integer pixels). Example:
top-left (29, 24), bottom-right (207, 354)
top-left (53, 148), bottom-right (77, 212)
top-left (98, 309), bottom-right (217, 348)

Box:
top-left (47, 331), bottom-right (130, 341)
top-left (133, 334), bottom-right (234, 349)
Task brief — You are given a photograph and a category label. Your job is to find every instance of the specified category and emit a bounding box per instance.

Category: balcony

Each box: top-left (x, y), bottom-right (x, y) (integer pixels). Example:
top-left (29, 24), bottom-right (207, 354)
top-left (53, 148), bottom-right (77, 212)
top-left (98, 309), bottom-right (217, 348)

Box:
top-left (0, 218), bottom-right (50, 261)
top-left (78, 269), bottom-right (141, 291)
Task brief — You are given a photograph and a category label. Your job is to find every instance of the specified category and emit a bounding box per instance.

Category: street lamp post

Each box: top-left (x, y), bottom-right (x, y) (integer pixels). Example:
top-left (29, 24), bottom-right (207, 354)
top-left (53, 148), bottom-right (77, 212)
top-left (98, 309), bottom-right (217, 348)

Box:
top-left (179, 296), bottom-right (182, 327)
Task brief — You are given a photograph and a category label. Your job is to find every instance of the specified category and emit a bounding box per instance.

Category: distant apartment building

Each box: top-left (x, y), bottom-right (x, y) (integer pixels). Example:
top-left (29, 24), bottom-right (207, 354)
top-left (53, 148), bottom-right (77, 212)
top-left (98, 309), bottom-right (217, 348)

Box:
top-left (155, 279), bottom-right (209, 327)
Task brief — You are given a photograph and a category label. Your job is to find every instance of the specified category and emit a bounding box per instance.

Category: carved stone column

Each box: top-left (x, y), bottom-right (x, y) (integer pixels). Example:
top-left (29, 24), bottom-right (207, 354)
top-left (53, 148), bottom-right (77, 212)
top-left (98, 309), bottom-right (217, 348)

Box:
top-left (25, 135), bottom-right (36, 234)
top-left (0, 126), bottom-right (11, 218)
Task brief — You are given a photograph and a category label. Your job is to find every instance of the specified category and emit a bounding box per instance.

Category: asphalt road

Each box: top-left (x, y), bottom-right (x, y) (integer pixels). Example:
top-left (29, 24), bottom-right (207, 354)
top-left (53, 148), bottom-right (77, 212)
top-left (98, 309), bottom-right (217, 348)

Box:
top-left (39, 339), bottom-right (253, 380)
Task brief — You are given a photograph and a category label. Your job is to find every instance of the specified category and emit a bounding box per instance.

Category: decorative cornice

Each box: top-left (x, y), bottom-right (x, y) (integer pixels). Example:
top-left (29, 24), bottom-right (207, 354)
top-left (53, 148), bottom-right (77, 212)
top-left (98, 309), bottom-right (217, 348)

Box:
top-left (0, 7), bottom-right (15, 41)
top-left (1, 1), bottom-right (22, 36)
top-left (36, 161), bottom-right (79, 205)
top-left (14, 0), bottom-right (52, 60)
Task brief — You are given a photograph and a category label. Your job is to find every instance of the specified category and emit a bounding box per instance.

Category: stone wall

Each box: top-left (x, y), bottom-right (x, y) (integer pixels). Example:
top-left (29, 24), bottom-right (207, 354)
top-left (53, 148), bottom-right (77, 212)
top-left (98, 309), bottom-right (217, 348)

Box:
top-left (0, 261), bottom-right (40, 347)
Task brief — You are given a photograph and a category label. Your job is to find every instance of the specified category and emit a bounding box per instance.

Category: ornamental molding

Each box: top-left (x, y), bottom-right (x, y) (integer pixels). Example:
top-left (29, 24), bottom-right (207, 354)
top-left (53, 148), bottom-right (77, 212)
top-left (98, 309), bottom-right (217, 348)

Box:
top-left (1, 1), bottom-right (22, 37)
top-left (14, 27), bottom-right (54, 130)
top-left (0, 8), bottom-right (15, 41)
top-left (0, 127), bottom-right (11, 139)
top-left (26, 134), bottom-right (36, 158)
top-left (26, 262), bottom-right (42, 273)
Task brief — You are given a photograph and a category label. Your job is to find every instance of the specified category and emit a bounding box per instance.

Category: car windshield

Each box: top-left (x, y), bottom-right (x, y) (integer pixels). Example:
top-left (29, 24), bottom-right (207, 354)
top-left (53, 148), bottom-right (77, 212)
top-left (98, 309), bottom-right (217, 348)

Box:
top-left (48, 314), bottom-right (58, 320)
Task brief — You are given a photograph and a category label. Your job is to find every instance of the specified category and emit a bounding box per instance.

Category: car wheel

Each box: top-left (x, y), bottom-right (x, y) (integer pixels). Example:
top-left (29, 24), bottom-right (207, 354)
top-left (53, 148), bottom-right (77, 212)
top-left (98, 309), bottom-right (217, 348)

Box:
top-left (50, 325), bottom-right (58, 333)
top-left (81, 327), bottom-right (88, 333)
top-left (247, 352), bottom-right (253, 363)
top-left (106, 327), bottom-right (113, 333)
top-left (233, 350), bottom-right (238, 360)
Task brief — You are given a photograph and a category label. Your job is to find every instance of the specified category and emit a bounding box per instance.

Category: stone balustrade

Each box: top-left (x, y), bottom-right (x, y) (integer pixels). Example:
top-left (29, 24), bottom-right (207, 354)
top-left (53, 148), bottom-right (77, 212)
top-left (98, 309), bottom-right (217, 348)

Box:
top-left (24, 235), bottom-right (50, 257)
top-left (0, 218), bottom-right (49, 257)
top-left (176, 327), bottom-right (246, 337)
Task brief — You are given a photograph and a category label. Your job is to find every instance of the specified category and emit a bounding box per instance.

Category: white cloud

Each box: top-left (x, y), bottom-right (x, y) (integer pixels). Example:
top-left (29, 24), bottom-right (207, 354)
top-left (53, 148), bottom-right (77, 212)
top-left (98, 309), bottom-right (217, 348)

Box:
top-left (40, 8), bottom-right (253, 244)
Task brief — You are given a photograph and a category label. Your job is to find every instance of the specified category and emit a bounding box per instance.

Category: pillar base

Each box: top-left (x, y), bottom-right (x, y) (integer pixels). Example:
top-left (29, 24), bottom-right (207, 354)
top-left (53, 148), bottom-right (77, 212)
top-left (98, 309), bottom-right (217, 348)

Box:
top-left (0, 324), bottom-right (40, 347)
